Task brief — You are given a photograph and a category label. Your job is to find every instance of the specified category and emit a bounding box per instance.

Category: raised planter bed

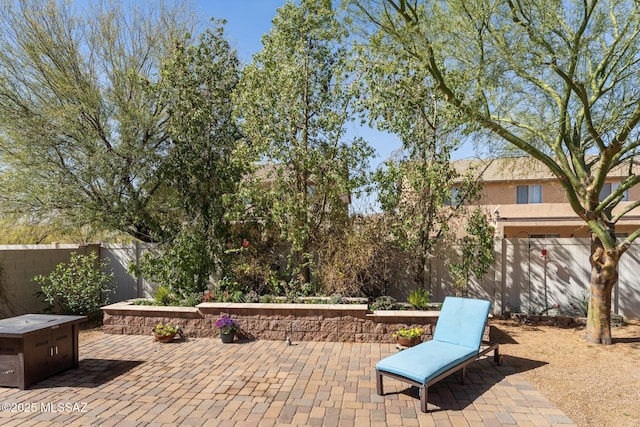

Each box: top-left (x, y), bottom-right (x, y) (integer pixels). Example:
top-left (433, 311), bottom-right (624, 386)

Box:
top-left (102, 300), bottom-right (450, 343)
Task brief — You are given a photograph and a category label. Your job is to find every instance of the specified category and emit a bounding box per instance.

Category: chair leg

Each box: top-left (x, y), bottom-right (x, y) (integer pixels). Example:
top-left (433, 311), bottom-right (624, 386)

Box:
top-left (376, 370), bottom-right (384, 395)
top-left (420, 385), bottom-right (428, 412)
top-left (460, 366), bottom-right (466, 384)
top-left (494, 347), bottom-right (501, 365)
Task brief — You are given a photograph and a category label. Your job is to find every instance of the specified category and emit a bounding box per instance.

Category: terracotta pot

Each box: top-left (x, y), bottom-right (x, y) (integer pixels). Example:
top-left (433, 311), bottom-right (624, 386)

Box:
top-left (154, 332), bottom-right (176, 343)
top-left (396, 336), bottom-right (421, 348)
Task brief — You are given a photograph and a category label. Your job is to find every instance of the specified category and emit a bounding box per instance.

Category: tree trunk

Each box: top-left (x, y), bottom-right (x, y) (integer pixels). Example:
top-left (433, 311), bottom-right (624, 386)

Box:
top-left (586, 234), bottom-right (618, 345)
top-left (300, 263), bottom-right (311, 285)
top-left (416, 250), bottom-right (427, 290)
top-left (299, 242), bottom-right (311, 284)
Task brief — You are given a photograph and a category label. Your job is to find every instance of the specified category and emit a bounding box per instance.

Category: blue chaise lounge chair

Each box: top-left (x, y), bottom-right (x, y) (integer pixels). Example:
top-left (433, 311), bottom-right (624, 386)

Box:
top-left (376, 296), bottom-right (500, 412)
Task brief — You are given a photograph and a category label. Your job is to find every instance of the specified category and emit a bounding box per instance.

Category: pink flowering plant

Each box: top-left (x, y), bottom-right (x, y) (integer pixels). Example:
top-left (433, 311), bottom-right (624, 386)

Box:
top-left (215, 316), bottom-right (238, 334)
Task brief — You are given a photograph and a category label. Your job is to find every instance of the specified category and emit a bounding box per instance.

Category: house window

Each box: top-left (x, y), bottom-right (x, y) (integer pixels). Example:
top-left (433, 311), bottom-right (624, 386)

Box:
top-left (516, 185), bottom-right (542, 204)
top-left (599, 182), bottom-right (629, 202)
top-left (307, 185), bottom-right (315, 197)
top-left (443, 187), bottom-right (460, 206)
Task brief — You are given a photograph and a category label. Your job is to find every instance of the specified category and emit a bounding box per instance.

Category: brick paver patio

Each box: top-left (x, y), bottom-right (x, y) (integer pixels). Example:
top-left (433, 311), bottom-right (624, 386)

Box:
top-left (0, 334), bottom-right (575, 426)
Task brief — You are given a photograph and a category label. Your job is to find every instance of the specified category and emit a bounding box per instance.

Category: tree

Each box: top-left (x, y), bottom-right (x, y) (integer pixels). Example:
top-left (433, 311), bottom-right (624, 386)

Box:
top-left (235, 0), bottom-right (373, 284)
top-left (0, 0), bottom-right (194, 242)
top-left (358, 39), bottom-right (486, 291)
top-left (133, 24), bottom-right (248, 294)
top-left (373, 119), bottom-right (487, 292)
top-left (449, 207), bottom-right (495, 296)
top-left (349, 0), bottom-right (640, 344)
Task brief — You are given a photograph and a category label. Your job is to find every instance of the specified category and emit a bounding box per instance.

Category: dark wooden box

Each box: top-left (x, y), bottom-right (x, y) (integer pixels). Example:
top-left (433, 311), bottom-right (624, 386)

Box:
top-left (0, 314), bottom-right (86, 389)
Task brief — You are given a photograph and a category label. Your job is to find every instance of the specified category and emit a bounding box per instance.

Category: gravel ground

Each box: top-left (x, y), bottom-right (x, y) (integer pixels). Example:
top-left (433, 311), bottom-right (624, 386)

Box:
top-left (490, 319), bottom-right (640, 427)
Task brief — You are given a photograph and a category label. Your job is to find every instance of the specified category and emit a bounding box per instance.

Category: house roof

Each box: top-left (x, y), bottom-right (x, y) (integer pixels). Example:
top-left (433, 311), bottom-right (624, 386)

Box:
top-left (453, 156), bottom-right (634, 182)
top-left (250, 162), bottom-right (351, 204)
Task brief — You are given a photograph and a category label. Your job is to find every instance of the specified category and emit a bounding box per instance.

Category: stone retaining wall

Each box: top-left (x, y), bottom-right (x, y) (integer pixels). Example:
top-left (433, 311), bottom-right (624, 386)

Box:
top-left (102, 301), bottom-right (492, 343)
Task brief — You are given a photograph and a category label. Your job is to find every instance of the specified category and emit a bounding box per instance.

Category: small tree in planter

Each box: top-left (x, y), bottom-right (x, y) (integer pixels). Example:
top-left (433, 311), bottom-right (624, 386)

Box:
top-left (34, 252), bottom-right (114, 319)
top-left (449, 208), bottom-right (495, 297)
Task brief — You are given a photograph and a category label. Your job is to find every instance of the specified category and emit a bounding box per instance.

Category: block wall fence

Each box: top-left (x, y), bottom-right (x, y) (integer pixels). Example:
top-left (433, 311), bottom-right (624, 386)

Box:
top-left (1, 238), bottom-right (640, 320)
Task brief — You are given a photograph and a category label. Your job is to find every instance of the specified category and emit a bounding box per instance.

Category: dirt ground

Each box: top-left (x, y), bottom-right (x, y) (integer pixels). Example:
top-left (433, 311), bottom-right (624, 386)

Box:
top-left (490, 319), bottom-right (640, 427)
top-left (80, 320), bottom-right (640, 427)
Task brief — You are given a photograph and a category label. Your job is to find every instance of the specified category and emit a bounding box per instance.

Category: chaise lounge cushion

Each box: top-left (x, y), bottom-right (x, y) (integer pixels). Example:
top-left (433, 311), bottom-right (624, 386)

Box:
top-left (375, 340), bottom-right (478, 384)
top-left (375, 297), bottom-right (492, 385)
top-left (432, 297), bottom-right (490, 349)
top-left (375, 297), bottom-right (499, 412)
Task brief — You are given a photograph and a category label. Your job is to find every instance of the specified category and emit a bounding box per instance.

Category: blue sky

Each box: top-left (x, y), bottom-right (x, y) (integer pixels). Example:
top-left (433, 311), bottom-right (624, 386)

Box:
top-left (194, 1), bottom-right (287, 64)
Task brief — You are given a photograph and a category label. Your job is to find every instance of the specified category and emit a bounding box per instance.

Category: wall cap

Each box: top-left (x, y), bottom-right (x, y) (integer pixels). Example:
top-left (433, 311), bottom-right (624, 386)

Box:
top-left (196, 302), bottom-right (369, 311)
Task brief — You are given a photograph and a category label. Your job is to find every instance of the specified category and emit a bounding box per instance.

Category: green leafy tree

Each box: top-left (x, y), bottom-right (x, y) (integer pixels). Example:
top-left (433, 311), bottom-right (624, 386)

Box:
top-left (34, 252), bottom-right (114, 316)
top-left (0, 0), bottom-right (194, 242)
top-left (236, 0), bottom-right (373, 284)
top-left (350, 0), bottom-right (640, 344)
top-left (449, 208), bottom-right (495, 296)
top-left (374, 135), bottom-right (486, 292)
top-left (359, 42), bottom-right (485, 290)
top-left (132, 23), bottom-right (248, 294)
top-left (130, 227), bottom-right (215, 296)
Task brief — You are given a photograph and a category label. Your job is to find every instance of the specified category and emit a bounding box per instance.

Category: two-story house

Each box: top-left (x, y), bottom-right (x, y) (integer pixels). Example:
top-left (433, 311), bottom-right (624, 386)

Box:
top-left (453, 157), bottom-right (640, 238)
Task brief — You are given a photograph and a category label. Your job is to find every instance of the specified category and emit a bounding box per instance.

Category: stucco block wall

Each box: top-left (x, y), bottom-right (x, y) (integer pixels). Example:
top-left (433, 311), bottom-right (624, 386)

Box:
top-left (3, 239), bottom-right (640, 321)
top-left (0, 244), bottom-right (99, 317)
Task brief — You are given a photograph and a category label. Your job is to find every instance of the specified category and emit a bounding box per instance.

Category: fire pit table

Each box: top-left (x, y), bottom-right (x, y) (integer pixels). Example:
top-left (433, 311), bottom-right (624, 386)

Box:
top-left (0, 314), bottom-right (87, 389)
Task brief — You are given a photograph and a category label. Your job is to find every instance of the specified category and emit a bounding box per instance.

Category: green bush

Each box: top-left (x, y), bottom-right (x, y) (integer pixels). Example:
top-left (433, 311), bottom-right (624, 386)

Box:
top-left (259, 294), bottom-right (276, 303)
top-left (129, 229), bottom-right (216, 296)
top-left (34, 252), bottom-right (114, 316)
top-left (370, 296), bottom-right (402, 311)
top-left (148, 285), bottom-right (202, 307)
top-left (408, 288), bottom-right (431, 309)
top-left (222, 255), bottom-right (280, 296)
top-left (153, 285), bottom-right (174, 306)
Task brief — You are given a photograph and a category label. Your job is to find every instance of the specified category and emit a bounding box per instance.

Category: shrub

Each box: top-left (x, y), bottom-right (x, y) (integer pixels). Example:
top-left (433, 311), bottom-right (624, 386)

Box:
top-left (149, 285), bottom-right (202, 307)
top-left (568, 290), bottom-right (589, 317)
top-left (243, 290), bottom-right (260, 303)
top-left (259, 294), bottom-right (276, 303)
top-left (315, 216), bottom-right (396, 298)
top-left (34, 252), bottom-right (114, 316)
top-left (153, 285), bottom-right (174, 306)
top-left (223, 256), bottom-right (279, 296)
top-left (370, 295), bottom-right (402, 311)
top-left (216, 275), bottom-right (247, 297)
top-left (408, 288), bottom-right (431, 309)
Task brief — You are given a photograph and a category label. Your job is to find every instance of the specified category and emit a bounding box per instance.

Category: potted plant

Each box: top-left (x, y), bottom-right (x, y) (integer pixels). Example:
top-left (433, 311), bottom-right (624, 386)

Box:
top-left (215, 316), bottom-right (238, 343)
top-left (392, 326), bottom-right (424, 348)
top-left (153, 323), bottom-right (179, 343)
